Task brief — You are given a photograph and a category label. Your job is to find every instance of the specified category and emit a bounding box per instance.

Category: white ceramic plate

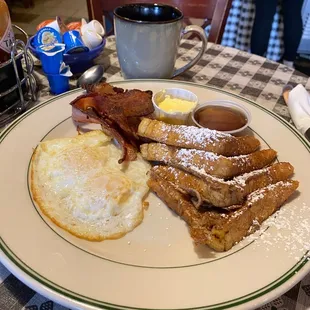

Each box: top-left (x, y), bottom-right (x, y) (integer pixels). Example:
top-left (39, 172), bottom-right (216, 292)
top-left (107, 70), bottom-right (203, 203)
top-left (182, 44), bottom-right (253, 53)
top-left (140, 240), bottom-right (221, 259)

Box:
top-left (0, 80), bottom-right (309, 310)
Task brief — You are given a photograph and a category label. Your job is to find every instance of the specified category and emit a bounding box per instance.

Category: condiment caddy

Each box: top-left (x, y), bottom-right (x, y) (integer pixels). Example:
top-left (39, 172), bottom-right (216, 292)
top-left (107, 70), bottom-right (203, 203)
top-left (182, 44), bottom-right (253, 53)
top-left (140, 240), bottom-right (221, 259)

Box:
top-left (28, 17), bottom-right (106, 75)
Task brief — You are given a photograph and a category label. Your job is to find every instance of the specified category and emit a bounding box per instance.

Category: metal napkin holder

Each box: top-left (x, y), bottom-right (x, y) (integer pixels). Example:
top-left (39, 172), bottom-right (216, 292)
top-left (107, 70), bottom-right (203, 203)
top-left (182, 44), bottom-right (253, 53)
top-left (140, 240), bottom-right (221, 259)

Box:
top-left (0, 25), bottom-right (37, 128)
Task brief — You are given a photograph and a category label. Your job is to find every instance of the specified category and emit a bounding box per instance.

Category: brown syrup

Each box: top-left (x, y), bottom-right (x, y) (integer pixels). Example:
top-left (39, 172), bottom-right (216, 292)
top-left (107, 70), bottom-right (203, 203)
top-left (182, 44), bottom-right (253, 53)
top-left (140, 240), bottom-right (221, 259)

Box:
top-left (194, 105), bottom-right (247, 131)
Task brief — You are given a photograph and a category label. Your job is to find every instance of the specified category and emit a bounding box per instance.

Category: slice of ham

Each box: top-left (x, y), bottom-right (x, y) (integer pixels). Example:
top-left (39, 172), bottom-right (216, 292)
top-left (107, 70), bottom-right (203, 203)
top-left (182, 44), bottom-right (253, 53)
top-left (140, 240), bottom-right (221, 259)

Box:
top-left (72, 106), bottom-right (101, 124)
top-left (70, 82), bottom-right (154, 163)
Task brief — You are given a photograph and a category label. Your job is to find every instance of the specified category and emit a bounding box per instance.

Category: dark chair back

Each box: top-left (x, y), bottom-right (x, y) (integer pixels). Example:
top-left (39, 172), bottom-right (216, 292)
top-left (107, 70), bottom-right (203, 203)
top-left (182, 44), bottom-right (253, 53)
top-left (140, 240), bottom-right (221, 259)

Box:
top-left (86, 0), bottom-right (232, 44)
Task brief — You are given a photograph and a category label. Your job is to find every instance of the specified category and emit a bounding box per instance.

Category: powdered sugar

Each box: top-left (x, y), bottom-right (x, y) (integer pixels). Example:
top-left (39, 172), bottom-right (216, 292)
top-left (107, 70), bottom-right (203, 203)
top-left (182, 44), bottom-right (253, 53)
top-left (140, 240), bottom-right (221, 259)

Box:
top-left (230, 166), bottom-right (271, 187)
top-left (185, 165), bottom-right (229, 184)
top-left (154, 163), bottom-right (289, 201)
top-left (247, 181), bottom-right (292, 206)
top-left (231, 155), bottom-right (250, 167)
top-left (160, 163), bottom-right (270, 190)
top-left (162, 123), bottom-right (231, 147)
top-left (174, 148), bottom-right (251, 173)
top-left (245, 202), bottom-right (310, 261)
top-left (248, 181), bottom-right (293, 205)
top-left (176, 162), bottom-right (275, 189)
top-left (176, 148), bottom-right (219, 172)
top-left (177, 148), bottom-right (219, 162)
top-left (230, 209), bottom-right (245, 218)
top-left (248, 192), bottom-right (265, 204)
top-left (165, 165), bottom-right (182, 178)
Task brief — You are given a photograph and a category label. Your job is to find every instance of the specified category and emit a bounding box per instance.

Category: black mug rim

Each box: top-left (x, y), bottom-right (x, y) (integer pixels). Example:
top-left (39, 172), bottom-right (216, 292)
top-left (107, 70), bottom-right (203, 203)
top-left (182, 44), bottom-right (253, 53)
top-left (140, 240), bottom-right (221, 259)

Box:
top-left (113, 3), bottom-right (183, 24)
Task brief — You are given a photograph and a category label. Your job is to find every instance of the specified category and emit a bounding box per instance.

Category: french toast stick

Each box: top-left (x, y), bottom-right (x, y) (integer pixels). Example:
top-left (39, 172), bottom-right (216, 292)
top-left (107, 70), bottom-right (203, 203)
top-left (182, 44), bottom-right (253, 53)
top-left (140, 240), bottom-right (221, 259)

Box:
top-left (150, 165), bottom-right (244, 208)
top-left (190, 180), bottom-right (299, 251)
top-left (147, 173), bottom-right (204, 227)
top-left (148, 174), bottom-right (236, 228)
top-left (235, 162), bottom-right (294, 195)
top-left (141, 143), bottom-right (277, 179)
top-left (147, 175), bottom-right (299, 252)
top-left (138, 118), bottom-right (260, 156)
top-left (150, 162), bottom-right (294, 208)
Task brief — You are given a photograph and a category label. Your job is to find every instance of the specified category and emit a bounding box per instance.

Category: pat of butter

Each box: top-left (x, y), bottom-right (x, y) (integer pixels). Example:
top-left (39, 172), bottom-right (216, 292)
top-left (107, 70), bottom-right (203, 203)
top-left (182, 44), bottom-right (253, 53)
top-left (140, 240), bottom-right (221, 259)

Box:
top-left (158, 95), bottom-right (196, 113)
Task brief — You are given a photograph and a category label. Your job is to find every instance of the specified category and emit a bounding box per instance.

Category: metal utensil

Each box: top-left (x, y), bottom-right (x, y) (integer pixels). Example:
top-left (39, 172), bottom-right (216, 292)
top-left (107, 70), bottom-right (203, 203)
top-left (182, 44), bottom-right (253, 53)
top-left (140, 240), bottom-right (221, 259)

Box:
top-left (76, 65), bottom-right (104, 88)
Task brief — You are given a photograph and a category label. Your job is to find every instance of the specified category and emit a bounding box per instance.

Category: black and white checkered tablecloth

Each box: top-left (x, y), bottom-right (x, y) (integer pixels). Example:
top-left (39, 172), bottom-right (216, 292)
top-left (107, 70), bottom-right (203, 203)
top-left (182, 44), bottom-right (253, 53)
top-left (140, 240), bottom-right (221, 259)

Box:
top-left (1, 36), bottom-right (310, 310)
top-left (35, 36), bottom-right (310, 122)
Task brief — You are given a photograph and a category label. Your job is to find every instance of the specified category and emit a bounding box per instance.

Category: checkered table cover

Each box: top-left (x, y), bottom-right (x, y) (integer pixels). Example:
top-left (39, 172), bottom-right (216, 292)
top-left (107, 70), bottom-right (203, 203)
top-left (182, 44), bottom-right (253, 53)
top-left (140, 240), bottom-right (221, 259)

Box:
top-left (1, 36), bottom-right (310, 310)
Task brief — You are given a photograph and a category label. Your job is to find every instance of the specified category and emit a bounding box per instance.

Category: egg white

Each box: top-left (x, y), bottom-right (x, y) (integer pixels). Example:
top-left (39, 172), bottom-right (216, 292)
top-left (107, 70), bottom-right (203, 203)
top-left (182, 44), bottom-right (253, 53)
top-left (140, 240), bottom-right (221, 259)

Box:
top-left (30, 130), bottom-right (151, 241)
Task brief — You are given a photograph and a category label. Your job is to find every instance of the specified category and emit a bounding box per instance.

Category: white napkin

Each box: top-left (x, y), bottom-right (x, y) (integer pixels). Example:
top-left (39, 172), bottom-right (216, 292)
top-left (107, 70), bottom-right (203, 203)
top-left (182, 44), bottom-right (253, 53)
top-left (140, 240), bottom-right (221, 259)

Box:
top-left (287, 84), bottom-right (310, 135)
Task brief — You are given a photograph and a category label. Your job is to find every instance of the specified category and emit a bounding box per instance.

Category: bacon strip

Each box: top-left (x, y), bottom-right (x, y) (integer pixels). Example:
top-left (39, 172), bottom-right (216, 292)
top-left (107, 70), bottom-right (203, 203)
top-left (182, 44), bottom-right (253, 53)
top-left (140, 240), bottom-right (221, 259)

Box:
top-left (70, 83), bottom-right (154, 163)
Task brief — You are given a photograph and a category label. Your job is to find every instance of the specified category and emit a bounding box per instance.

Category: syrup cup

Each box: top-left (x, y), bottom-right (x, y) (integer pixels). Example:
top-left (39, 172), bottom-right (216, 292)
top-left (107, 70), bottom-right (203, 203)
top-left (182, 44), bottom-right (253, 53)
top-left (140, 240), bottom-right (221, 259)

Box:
top-left (191, 100), bottom-right (252, 134)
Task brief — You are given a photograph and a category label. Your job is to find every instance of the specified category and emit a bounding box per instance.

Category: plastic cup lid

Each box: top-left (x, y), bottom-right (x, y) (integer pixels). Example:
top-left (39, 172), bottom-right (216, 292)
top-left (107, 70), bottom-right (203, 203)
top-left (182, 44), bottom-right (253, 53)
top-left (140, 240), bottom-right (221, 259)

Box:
top-left (37, 43), bottom-right (65, 56)
top-left (34, 27), bottom-right (62, 47)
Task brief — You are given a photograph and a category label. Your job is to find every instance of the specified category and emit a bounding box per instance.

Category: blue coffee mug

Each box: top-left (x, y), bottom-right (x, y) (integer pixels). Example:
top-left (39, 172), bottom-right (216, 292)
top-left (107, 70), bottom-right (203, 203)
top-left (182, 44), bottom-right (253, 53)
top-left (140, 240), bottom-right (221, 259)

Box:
top-left (63, 30), bottom-right (89, 54)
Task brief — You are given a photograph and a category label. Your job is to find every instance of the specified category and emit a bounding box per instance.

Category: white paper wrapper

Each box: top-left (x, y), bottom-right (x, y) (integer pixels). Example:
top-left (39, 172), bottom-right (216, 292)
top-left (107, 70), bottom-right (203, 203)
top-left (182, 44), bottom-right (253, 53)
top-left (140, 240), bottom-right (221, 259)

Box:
top-left (287, 84), bottom-right (310, 135)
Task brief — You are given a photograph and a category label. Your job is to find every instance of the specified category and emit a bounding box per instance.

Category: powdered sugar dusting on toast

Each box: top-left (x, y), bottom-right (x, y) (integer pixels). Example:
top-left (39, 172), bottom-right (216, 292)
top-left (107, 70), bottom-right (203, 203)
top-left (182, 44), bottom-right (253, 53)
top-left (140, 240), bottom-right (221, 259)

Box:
top-left (177, 148), bottom-right (219, 161)
top-left (230, 209), bottom-right (245, 219)
top-left (157, 164), bottom-right (274, 190)
top-left (168, 148), bottom-right (252, 173)
top-left (161, 122), bottom-right (231, 147)
top-left (229, 166), bottom-right (271, 187)
top-left (247, 181), bottom-right (292, 206)
top-left (231, 155), bottom-right (250, 167)
top-left (185, 165), bottom-right (231, 184)
top-left (188, 165), bottom-right (274, 189)
top-left (225, 182), bottom-right (308, 260)
top-left (245, 201), bottom-right (310, 261)
top-left (176, 149), bottom-right (218, 172)
top-left (218, 182), bottom-right (291, 219)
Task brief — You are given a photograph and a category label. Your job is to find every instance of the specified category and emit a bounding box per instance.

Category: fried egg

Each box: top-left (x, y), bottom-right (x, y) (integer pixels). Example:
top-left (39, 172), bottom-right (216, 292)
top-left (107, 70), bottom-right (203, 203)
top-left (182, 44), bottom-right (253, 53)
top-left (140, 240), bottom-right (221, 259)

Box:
top-left (30, 130), bottom-right (151, 241)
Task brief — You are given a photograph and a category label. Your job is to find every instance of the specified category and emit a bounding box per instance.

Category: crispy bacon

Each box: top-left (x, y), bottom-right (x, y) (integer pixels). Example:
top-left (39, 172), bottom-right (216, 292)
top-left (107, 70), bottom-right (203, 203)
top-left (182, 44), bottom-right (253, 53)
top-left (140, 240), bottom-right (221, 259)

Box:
top-left (84, 82), bottom-right (125, 96)
top-left (70, 82), bottom-right (154, 163)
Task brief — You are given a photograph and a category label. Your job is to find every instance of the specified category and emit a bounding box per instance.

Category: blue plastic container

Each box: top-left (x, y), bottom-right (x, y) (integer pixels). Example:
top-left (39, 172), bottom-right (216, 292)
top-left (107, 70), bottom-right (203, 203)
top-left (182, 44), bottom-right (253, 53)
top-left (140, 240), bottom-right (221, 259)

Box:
top-left (47, 73), bottom-right (70, 95)
top-left (28, 36), bottom-right (106, 74)
top-left (33, 27), bottom-right (62, 47)
top-left (37, 44), bottom-right (65, 74)
top-left (63, 30), bottom-right (89, 54)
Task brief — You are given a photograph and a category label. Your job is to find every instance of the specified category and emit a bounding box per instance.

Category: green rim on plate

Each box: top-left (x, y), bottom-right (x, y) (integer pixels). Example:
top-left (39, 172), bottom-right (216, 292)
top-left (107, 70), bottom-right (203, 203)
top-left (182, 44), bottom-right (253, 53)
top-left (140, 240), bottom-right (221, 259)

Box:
top-left (0, 80), bottom-right (309, 310)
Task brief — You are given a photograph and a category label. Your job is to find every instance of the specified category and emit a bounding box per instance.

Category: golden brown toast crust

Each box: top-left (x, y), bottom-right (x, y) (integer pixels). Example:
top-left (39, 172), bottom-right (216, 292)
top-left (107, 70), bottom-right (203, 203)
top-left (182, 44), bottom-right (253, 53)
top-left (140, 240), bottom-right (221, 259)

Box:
top-left (190, 180), bottom-right (299, 251)
top-left (141, 143), bottom-right (277, 179)
top-left (239, 162), bottom-right (294, 195)
top-left (150, 162), bottom-right (294, 208)
top-left (148, 174), bottom-right (299, 252)
top-left (138, 118), bottom-right (260, 156)
top-left (150, 165), bottom-right (244, 208)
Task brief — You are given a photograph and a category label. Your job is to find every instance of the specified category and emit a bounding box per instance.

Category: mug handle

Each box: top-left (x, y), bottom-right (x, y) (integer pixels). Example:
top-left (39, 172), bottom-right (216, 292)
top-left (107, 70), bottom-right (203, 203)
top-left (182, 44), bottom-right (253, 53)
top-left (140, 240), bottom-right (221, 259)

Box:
top-left (172, 25), bottom-right (208, 78)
